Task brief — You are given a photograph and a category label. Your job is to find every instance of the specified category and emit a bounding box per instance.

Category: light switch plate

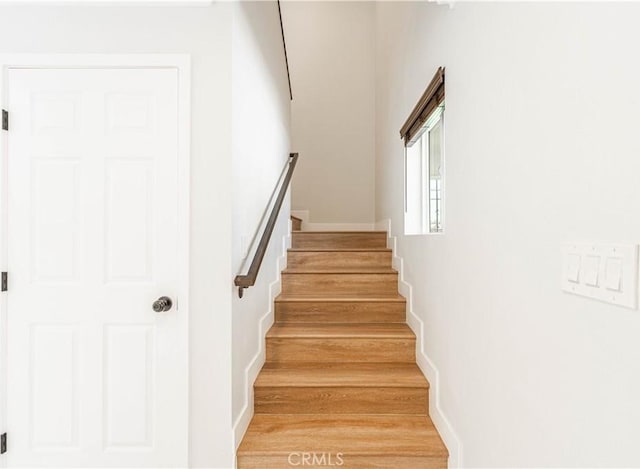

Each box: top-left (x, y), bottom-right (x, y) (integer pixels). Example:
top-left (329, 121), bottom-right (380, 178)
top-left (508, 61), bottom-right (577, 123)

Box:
top-left (562, 243), bottom-right (638, 309)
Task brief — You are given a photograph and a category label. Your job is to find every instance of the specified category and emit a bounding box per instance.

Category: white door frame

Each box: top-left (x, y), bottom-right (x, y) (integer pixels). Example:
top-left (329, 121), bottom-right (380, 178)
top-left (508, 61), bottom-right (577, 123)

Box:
top-left (0, 54), bottom-right (191, 467)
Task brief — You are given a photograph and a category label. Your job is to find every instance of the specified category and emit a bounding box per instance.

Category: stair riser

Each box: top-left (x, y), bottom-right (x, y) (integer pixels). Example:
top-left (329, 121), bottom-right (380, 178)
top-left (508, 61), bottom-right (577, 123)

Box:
top-left (287, 251), bottom-right (392, 269)
top-left (266, 338), bottom-right (415, 363)
top-left (238, 455), bottom-right (447, 469)
top-left (292, 232), bottom-right (387, 249)
top-left (254, 387), bottom-right (428, 415)
top-left (275, 301), bottom-right (406, 323)
top-left (281, 273), bottom-right (398, 296)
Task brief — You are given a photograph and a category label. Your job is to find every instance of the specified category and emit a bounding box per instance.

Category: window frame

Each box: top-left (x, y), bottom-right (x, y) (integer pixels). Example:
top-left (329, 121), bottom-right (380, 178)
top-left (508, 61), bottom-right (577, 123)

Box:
top-left (400, 67), bottom-right (446, 236)
top-left (425, 105), bottom-right (445, 234)
top-left (403, 103), bottom-right (445, 235)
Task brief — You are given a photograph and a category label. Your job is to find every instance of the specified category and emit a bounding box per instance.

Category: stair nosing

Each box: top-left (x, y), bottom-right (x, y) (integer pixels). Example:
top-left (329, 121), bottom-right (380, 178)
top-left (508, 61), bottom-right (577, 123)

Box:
top-left (239, 449), bottom-right (445, 456)
top-left (256, 383), bottom-right (429, 389)
top-left (255, 364), bottom-right (429, 388)
top-left (276, 294), bottom-right (406, 302)
top-left (282, 269), bottom-right (397, 274)
top-left (292, 231), bottom-right (387, 234)
top-left (267, 323), bottom-right (415, 339)
top-left (288, 248), bottom-right (392, 252)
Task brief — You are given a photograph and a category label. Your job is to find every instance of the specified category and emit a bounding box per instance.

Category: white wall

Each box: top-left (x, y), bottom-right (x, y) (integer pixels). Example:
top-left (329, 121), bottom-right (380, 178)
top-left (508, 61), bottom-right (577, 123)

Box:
top-left (282, 1), bottom-right (375, 224)
top-left (0, 5), bottom-right (235, 467)
top-left (230, 0), bottom-right (291, 449)
top-left (376, 2), bottom-right (640, 467)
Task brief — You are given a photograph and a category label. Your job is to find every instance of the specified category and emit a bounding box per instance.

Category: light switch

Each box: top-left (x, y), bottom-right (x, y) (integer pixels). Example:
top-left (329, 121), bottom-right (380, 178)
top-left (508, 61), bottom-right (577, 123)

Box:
top-left (567, 254), bottom-right (581, 283)
top-left (562, 243), bottom-right (638, 309)
top-left (584, 255), bottom-right (600, 287)
top-left (605, 257), bottom-right (623, 291)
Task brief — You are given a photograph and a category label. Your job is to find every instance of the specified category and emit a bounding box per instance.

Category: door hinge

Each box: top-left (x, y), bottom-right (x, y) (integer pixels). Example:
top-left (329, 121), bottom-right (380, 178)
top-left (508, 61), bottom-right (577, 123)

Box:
top-left (2, 110), bottom-right (7, 131)
top-left (0, 432), bottom-right (6, 454)
top-left (1, 272), bottom-right (7, 292)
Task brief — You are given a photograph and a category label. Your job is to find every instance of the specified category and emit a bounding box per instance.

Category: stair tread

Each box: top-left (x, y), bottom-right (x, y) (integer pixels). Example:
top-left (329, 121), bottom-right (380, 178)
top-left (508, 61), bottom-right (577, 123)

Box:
top-left (237, 414), bottom-right (448, 457)
top-left (276, 293), bottom-right (406, 302)
top-left (283, 268), bottom-right (397, 274)
top-left (289, 248), bottom-right (391, 252)
top-left (294, 231), bottom-right (387, 234)
top-left (267, 323), bottom-right (414, 339)
top-left (256, 363), bottom-right (428, 388)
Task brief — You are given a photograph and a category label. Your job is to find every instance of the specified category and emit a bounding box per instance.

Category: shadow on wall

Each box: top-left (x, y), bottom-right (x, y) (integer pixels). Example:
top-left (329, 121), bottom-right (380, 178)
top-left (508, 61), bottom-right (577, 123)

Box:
top-left (238, 1), bottom-right (290, 121)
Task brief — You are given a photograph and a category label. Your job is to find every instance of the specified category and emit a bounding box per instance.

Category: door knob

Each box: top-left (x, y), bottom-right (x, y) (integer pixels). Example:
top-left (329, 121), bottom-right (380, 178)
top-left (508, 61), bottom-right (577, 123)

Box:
top-left (152, 296), bottom-right (173, 313)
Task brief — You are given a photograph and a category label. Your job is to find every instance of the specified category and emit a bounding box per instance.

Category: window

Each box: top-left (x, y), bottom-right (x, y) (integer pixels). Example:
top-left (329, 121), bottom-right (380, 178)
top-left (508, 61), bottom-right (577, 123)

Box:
top-left (400, 67), bottom-right (445, 235)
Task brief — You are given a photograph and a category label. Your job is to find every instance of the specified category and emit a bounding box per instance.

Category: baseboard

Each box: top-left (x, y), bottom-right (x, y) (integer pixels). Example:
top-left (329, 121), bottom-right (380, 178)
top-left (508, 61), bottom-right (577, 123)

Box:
top-left (232, 222), bottom-right (292, 451)
top-left (377, 218), bottom-right (464, 468)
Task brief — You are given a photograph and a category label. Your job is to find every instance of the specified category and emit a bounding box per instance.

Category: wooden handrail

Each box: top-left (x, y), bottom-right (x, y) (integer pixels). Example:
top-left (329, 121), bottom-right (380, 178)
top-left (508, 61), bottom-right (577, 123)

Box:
top-left (234, 153), bottom-right (299, 298)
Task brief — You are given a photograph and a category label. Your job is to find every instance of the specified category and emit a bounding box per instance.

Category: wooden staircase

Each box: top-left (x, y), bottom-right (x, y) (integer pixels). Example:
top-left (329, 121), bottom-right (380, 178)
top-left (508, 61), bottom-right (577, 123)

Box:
top-left (237, 231), bottom-right (448, 468)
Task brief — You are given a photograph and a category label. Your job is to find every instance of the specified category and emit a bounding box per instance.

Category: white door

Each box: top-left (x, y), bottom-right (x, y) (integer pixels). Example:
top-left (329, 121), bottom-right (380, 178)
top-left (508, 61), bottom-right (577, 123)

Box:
top-left (5, 68), bottom-right (187, 467)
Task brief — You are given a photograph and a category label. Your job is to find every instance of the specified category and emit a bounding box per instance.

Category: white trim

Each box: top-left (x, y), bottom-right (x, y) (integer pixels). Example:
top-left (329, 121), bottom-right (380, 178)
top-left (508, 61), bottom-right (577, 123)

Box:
top-left (0, 1), bottom-right (213, 5)
top-left (0, 54), bottom-right (191, 467)
top-left (174, 55), bottom-right (192, 466)
top-left (434, 0), bottom-right (456, 8)
top-left (0, 53), bottom-right (191, 69)
top-left (376, 218), bottom-right (463, 468)
top-left (0, 66), bottom-right (6, 469)
top-left (232, 222), bottom-right (291, 454)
